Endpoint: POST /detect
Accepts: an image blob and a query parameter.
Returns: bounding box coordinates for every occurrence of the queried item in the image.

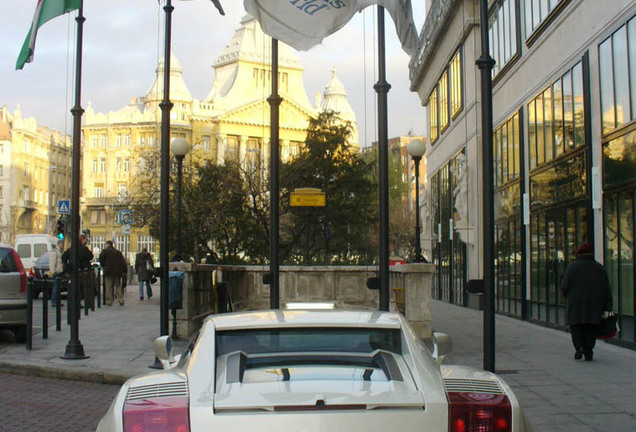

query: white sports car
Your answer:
[97,309,532,432]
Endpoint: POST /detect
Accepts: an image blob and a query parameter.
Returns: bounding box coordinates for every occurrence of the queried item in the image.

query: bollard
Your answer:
[101,269,106,306]
[91,268,96,312]
[83,269,89,316]
[96,266,101,308]
[26,277,33,350]
[42,281,48,339]
[55,276,62,331]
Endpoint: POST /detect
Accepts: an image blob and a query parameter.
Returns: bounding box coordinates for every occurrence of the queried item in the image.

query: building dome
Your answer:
[145,52,193,103]
[320,67,356,125]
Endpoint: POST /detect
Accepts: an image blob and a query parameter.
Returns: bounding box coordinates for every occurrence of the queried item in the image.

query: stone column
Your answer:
[215,134,226,165]
[239,135,248,167]
[391,263,436,340]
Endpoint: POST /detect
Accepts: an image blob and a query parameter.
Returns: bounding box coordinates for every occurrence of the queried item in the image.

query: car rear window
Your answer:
[17,244,31,259]
[216,327,401,357]
[33,243,48,258]
[0,248,18,272]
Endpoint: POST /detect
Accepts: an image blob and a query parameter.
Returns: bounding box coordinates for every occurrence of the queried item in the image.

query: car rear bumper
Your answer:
[0,301,27,326]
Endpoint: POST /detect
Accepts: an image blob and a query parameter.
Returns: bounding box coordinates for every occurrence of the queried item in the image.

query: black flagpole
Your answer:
[62,0,88,360]
[267,38,281,309]
[375,6,391,311]
[477,0,496,372]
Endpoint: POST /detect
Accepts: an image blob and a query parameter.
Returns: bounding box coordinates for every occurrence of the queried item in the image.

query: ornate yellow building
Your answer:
[0,106,72,244]
[81,15,359,260]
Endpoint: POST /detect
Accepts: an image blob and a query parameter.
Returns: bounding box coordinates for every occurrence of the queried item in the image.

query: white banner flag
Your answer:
[243,0,418,56]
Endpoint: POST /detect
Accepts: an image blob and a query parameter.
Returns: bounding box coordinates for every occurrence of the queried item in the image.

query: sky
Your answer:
[0,1,427,148]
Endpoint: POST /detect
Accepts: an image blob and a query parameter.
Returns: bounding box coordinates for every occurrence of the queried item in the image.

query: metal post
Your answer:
[42,284,48,339]
[267,38,282,309]
[374,6,391,311]
[26,278,32,350]
[62,1,88,359]
[176,155,184,259]
[159,0,174,337]
[413,156,425,262]
[477,0,496,372]
[55,277,62,331]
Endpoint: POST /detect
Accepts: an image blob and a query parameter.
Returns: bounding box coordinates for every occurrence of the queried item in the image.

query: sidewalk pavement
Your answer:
[1,293,635,432]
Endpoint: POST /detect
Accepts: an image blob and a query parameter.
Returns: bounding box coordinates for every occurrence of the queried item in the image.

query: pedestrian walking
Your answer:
[561,242,613,361]
[48,239,65,307]
[135,248,154,301]
[99,240,128,306]
[61,234,94,307]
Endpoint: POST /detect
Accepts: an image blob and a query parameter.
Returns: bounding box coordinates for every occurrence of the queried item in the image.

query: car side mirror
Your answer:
[432,332,453,364]
[154,335,175,369]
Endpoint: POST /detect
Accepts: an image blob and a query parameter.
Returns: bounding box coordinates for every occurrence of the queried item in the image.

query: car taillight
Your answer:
[11,250,27,293]
[123,396,190,432]
[448,392,511,432]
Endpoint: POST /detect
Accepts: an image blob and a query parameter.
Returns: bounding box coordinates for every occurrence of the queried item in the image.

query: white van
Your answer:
[14,234,59,271]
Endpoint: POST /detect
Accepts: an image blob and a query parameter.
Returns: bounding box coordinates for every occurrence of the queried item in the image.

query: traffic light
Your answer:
[56,217,65,239]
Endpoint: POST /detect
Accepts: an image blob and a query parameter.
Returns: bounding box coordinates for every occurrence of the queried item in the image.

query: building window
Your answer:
[100,158,106,172]
[524,0,566,39]
[490,0,518,78]
[202,136,210,150]
[137,235,156,254]
[91,136,98,148]
[101,134,107,148]
[116,158,122,172]
[494,112,521,187]
[148,136,154,147]
[94,186,104,198]
[124,158,130,172]
[0,186,3,198]
[124,134,131,146]
[23,186,29,201]
[0,165,3,176]
[226,136,239,161]
[92,159,98,173]
[114,235,130,258]
[24,140,30,153]
[91,236,106,254]
[140,136,146,147]
[429,48,463,144]
[599,16,636,136]
[429,87,439,143]
[117,184,128,198]
[90,210,106,225]
[527,61,584,171]
[116,134,122,147]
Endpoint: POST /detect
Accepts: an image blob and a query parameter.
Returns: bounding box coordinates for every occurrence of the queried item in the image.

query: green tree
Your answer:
[280,111,378,264]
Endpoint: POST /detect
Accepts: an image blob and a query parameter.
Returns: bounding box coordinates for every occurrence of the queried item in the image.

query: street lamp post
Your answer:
[170,138,189,260]
[407,138,426,263]
[47,165,57,235]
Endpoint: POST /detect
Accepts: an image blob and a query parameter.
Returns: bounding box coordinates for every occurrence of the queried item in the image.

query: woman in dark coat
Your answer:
[135,248,154,300]
[561,242,613,361]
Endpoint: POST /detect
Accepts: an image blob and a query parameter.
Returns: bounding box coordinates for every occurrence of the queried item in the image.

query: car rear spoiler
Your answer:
[226,350,404,384]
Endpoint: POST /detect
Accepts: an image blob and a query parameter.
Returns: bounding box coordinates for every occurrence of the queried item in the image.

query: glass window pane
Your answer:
[618,192,634,315]
[525,0,534,38]
[540,0,549,22]
[502,123,509,183]
[562,70,574,150]
[544,88,554,161]
[612,27,630,127]
[531,215,539,301]
[572,62,585,148]
[499,7,506,65]
[553,79,564,158]
[508,0,517,60]
[450,50,463,117]
[439,71,449,131]
[604,194,619,311]
[532,0,541,31]
[537,93,545,165]
[430,87,438,143]
[629,18,636,122]
[512,113,520,178]
[599,37,615,134]
[576,204,587,249]
[528,100,537,170]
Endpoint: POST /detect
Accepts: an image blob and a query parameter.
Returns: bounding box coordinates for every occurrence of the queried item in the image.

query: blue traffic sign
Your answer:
[119,209,133,225]
[58,200,70,214]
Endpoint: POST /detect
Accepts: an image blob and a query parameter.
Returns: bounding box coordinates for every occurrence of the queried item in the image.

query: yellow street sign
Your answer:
[290,188,326,207]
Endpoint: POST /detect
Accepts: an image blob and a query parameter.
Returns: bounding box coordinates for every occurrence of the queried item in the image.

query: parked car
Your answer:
[28,252,68,299]
[0,243,28,342]
[97,309,532,432]
[14,234,58,272]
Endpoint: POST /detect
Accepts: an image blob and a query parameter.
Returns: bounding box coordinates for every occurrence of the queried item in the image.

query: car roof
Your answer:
[0,243,14,249]
[207,309,403,331]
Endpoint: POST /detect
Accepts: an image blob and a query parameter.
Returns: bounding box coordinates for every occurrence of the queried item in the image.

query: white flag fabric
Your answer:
[243,0,418,56]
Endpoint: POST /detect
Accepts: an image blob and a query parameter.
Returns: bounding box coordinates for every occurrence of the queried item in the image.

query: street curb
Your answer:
[0,361,130,385]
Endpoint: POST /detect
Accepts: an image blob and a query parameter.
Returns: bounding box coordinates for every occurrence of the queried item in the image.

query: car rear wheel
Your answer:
[14,326,27,343]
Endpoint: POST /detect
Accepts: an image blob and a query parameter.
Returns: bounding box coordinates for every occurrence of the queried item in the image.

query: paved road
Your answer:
[0,372,119,432]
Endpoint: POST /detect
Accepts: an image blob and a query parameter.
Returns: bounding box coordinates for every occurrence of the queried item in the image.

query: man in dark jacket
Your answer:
[99,241,128,306]
[134,248,154,301]
[561,242,613,361]
[61,234,94,306]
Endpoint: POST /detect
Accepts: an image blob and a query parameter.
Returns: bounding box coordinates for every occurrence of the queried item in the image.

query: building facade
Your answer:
[410,0,636,348]
[0,106,72,245]
[81,15,359,262]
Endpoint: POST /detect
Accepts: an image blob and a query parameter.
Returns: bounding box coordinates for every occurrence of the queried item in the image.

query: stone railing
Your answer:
[168,263,435,341]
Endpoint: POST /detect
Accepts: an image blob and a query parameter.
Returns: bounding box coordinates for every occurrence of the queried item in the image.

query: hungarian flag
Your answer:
[243,0,418,56]
[16,0,81,70]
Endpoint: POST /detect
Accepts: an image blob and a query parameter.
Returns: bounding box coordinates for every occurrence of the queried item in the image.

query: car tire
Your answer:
[14,326,27,343]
